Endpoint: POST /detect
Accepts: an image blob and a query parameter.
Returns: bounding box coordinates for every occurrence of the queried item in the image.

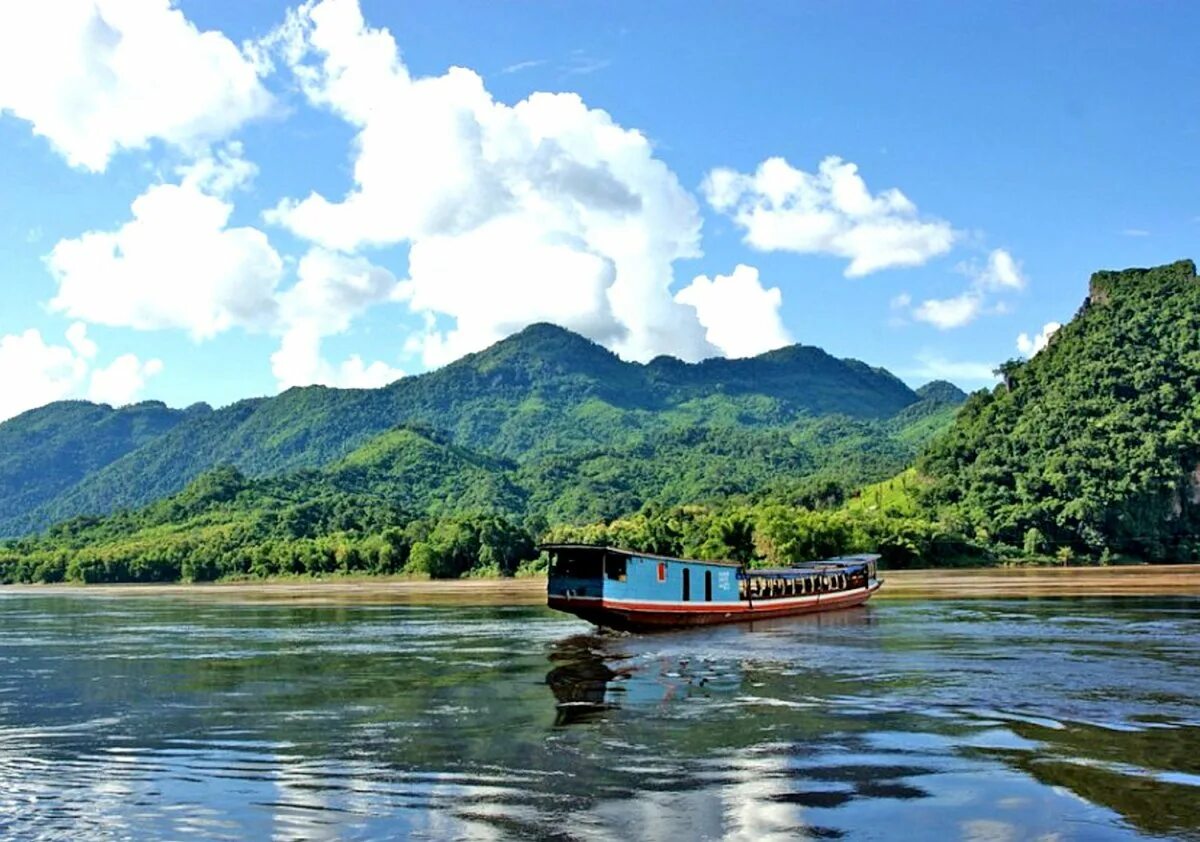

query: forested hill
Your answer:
[0,401,196,536]
[0,324,944,537]
[919,259,1200,560]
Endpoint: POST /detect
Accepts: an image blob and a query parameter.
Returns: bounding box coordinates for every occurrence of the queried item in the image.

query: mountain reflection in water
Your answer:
[0,594,1196,840]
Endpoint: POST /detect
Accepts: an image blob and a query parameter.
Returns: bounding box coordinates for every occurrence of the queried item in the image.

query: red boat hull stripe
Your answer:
[547,582,882,628]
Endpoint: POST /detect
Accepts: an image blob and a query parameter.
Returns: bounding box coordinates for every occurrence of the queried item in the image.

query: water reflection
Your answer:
[0,594,1196,840]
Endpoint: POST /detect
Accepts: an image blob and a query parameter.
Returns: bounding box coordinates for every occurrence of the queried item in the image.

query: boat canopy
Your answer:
[539,544,743,568]
[540,545,878,574]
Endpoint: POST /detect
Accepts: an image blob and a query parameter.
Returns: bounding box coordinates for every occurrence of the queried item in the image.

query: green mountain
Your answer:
[9,259,1195,581]
[919,259,1200,560]
[0,323,939,537]
[0,400,192,534]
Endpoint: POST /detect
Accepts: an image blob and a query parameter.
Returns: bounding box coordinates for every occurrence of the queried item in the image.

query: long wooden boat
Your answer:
[543,544,882,631]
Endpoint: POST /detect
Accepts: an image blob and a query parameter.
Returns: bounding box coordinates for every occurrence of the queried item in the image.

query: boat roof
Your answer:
[538,543,743,568]
[538,544,879,571]
[750,555,880,575]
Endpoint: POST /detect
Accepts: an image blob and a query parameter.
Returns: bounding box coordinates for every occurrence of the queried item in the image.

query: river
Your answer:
[0,593,1196,840]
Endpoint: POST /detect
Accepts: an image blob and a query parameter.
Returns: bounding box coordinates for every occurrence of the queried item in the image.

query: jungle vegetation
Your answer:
[2,261,1196,581]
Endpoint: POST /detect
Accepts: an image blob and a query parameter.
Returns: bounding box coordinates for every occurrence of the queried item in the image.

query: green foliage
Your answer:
[919,260,1200,562]
[845,468,924,516]
[17,262,1198,577]
[0,400,190,536]
[1,324,961,539]
[0,459,536,583]
[542,500,988,571]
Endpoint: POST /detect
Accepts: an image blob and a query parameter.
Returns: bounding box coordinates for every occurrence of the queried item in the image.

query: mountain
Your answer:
[0,401,954,583]
[914,381,968,403]
[0,400,193,535]
[0,324,937,537]
[919,259,1200,560]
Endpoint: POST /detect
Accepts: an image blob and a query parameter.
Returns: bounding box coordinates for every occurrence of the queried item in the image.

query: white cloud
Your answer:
[271,323,403,390]
[0,0,271,172]
[906,248,1026,330]
[967,248,1026,292]
[65,322,98,359]
[911,291,983,330]
[88,354,164,406]
[262,0,714,364]
[906,352,1000,385]
[1016,321,1061,357]
[399,215,624,366]
[47,149,283,340]
[176,142,258,197]
[0,323,161,420]
[0,328,89,421]
[277,247,399,336]
[702,156,956,277]
[46,142,402,391]
[270,248,404,389]
[674,265,791,358]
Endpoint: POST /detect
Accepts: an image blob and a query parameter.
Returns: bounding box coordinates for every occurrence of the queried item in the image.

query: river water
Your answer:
[0,594,1197,841]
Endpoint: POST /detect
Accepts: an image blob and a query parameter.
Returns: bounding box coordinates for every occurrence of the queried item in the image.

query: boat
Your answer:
[543,544,883,631]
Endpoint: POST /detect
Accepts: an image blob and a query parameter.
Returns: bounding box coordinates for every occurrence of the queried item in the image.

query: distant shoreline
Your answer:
[2,564,1198,604]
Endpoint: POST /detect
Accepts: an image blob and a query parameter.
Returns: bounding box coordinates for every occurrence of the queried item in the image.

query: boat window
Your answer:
[605,553,627,582]
[682,568,691,602]
[550,549,603,579]
[657,562,667,583]
[704,570,713,602]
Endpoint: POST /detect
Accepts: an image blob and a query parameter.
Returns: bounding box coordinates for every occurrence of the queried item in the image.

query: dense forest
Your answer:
[0,323,943,537]
[1,261,1196,582]
[919,259,1200,562]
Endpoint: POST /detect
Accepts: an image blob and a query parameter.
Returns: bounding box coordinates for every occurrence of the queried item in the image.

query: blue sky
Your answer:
[0,0,1196,419]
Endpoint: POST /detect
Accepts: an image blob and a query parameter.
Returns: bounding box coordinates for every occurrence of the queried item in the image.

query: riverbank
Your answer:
[3,564,1199,604]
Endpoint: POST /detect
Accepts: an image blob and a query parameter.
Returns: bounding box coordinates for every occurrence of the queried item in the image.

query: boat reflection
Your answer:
[545,635,631,725]
[545,607,876,726]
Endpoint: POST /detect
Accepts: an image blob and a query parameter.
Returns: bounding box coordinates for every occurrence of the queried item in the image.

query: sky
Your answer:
[0,0,1197,421]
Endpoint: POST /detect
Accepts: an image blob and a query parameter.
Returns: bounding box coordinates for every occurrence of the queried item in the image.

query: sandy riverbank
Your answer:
[2,564,1199,604]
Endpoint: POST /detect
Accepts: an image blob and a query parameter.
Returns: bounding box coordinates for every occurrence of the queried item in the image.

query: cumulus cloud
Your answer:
[271,323,404,390]
[674,265,791,358]
[0,328,89,421]
[967,248,1027,292]
[46,148,283,339]
[88,354,164,405]
[906,248,1026,330]
[270,248,404,389]
[43,140,403,390]
[262,0,714,364]
[703,156,956,277]
[0,0,271,172]
[911,292,984,330]
[1016,321,1061,357]
[65,322,98,359]
[0,323,160,420]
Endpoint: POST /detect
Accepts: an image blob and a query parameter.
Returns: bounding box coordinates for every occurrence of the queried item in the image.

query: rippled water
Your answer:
[0,594,1197,840]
